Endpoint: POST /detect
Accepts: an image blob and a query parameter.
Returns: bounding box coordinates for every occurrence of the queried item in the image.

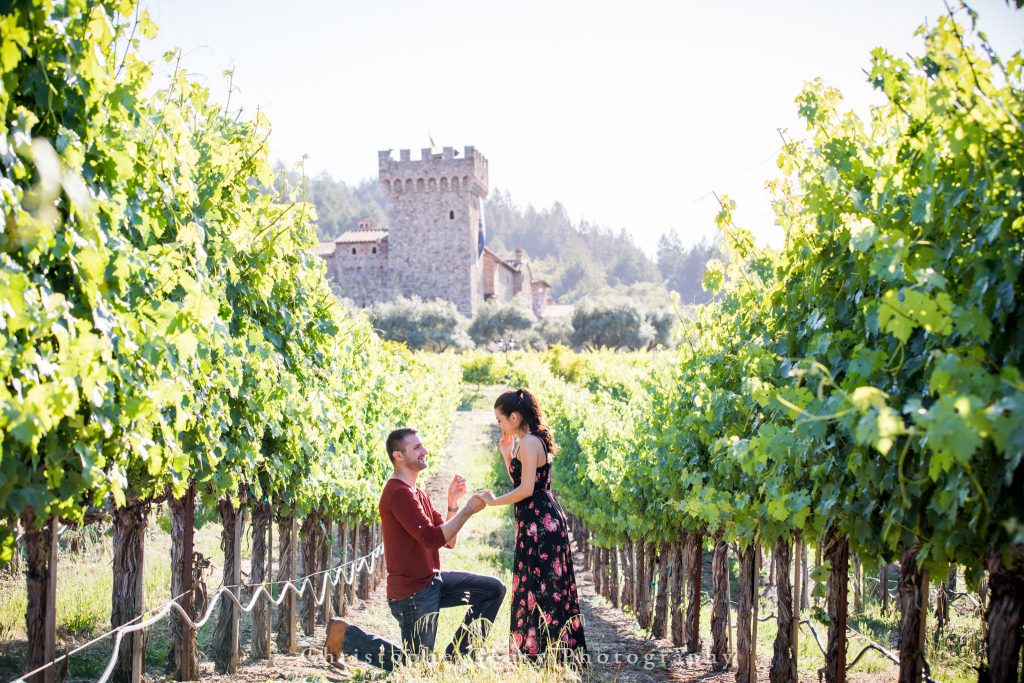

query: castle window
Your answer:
[449,210,455,220]
[351,248,357,254]
[372,247,377,254]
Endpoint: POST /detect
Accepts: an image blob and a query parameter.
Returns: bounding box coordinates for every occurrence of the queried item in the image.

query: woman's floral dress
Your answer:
[508,440,586,664]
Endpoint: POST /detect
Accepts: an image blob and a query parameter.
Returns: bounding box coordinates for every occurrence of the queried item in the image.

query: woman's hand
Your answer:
[475,489,496,505]
[498,432,514,459]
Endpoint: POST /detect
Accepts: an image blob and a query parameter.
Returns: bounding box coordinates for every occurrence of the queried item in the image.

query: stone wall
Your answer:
[322,244,397,307]
[378,146,489,316]
[315,145,553,318]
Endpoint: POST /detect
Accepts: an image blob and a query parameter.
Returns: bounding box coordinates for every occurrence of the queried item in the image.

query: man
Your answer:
[324,427,506,671]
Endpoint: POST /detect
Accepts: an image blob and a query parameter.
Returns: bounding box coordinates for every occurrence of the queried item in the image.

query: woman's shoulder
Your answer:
[519,433,548,460]
[519,433,545,450]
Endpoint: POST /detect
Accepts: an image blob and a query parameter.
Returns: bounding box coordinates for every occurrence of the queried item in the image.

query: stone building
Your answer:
[314,146,550,317]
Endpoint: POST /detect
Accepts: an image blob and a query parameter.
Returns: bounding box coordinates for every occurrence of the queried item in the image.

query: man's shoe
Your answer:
[324,617,350,661]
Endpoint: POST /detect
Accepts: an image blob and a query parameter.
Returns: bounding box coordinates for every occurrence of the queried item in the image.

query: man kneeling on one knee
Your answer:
[324,427,506,670]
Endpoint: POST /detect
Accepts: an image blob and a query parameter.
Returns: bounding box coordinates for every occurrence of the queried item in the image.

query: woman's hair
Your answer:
[494,387,558,456]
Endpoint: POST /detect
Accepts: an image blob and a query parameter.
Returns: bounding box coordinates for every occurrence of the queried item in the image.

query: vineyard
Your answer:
[486,10,1023,680]
[2,1,1023,683]
[0,1,463,680]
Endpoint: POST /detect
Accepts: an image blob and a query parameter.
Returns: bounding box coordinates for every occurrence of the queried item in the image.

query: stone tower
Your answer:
[378,146,489,316]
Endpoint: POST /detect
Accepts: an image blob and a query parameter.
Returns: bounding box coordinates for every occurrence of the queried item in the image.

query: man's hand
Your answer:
[499,433,514,459]
[475,489,496,505]
[464,494,486,514]
[447,474,467,508]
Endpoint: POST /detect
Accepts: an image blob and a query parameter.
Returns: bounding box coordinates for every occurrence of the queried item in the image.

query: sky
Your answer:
[138,1,1024,257]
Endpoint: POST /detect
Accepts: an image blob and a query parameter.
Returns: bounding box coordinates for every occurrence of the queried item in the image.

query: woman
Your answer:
[476,388,587,665]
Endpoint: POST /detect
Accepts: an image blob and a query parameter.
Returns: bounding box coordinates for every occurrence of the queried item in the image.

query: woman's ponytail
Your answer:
[495,387,558,456]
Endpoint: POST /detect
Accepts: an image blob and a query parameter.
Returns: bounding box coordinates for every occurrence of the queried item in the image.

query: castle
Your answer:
[313,146,551,318]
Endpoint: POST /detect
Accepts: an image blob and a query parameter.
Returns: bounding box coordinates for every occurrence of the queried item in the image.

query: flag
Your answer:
[429,134,438,153]
[477,196,486,259]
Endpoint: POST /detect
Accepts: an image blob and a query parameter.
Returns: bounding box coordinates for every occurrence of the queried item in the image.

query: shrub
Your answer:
[468,301,536,348]
[368,297,473,351]
[569,300,654,350]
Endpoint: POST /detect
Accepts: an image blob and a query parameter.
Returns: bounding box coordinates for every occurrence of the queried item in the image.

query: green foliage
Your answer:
[461,354,503,386]
[0,1,461,560]
[368,296,473,351]
[534,316,573,348]
[500,12,1024,584]
[468,301,537,348]
[656,230,722,305]
[570,300,654,350]
[275,167,386,241]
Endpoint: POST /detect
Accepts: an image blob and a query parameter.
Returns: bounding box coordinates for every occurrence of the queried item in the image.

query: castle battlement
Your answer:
[317,144,546,318]
[378,145,489,197]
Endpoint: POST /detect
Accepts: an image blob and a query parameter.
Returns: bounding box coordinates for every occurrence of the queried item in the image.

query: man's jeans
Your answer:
[339,570,506,671]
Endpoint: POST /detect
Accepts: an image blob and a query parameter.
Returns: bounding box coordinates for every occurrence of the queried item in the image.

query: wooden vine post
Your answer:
[670,538,685,647]
[111,502,150,683]
[346,524,358,607]
[982,545,1024,682]
[23,512,57,683]
[823,527,848,683]
[792,533,801,676]
[710,529,729,671]
[212,498,243,673]
[685,530,703,654]
[321,516,334,624]
[772,535,797,683]
[736,541,757,683]
[274,509,299,653]
[610,543,620,608]
[251,502,272,660]
[897,542,927,683]
[168,484,197,679]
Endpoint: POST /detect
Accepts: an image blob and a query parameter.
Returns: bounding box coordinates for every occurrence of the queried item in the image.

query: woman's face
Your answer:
[494,408,520,435]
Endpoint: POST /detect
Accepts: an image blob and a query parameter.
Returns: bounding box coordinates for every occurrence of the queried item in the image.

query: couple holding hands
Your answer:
[324,388,587,671]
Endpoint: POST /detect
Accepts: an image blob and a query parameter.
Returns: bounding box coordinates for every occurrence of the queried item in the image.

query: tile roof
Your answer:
[312,241,337,256]
[335,229,389,244]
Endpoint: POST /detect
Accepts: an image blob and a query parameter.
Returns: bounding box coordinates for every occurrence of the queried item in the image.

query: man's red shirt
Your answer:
[379,478,447,600]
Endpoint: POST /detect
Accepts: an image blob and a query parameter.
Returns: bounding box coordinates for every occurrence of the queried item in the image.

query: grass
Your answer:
[603,554,983,682]
[456,384,503,412]
[0,507,236,680]
[683,582,983,681]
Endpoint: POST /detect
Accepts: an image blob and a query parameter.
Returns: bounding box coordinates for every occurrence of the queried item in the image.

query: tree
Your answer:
[483,189,661,302]
[570,301,654,350]
[367,297,472,351]
[468,301,536,348]
[657,229,722,304]
[535,316,574,348]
